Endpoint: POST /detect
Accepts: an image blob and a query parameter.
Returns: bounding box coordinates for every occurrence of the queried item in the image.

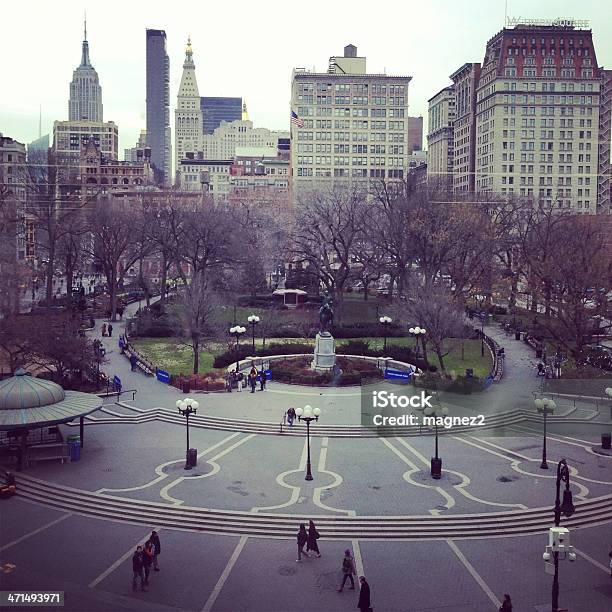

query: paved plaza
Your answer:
[1,309,611,611]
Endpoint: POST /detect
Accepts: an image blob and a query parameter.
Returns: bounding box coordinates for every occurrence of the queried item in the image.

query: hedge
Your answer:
[412,373,487,394]
[212,342,313,368]
[270,356,383,386]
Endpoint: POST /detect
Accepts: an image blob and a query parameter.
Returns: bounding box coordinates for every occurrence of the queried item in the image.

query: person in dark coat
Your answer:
[306,519,321,557]
[337,549,356,592]
[142,540,154,584]
[358,576,371,611]
[296,523,309,562]
[287,407,296,427]
[499,593,512,611]
[259,368,266,391]
[132,545,145,591]
[150,530,161,571]
[108,323,113,337]
[130,354,138,371]
[249,367,257,393]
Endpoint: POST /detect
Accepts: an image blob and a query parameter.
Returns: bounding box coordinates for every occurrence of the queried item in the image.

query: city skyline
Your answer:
[2,0,611,155]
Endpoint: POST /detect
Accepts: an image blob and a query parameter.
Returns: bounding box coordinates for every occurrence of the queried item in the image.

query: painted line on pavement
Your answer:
[352,539,364,577]
[0,513,72,552]
[88,526,163,588]
[313,437,350,515]
[251,437,308,513]
[267,387,362,397]
[446,539,501,609]
[201,535,248,612]
[573,546,610,573]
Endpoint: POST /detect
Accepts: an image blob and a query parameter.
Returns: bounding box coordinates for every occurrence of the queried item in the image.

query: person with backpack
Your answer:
[358,576,371,612]
[338,549,356,592]
[296,524,309,562]
[287,407,296,427]
[259,368,267,391]
[150,530,161,571]
[499,593,512,611]
[306,520,321,557]
[132,545,145,591]
[142,540,154,585]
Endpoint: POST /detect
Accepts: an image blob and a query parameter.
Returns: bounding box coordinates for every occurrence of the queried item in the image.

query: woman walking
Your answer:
[306,520,321,557]
[337,549,356,592]
[296,524,309,562]
[499,593,512,611]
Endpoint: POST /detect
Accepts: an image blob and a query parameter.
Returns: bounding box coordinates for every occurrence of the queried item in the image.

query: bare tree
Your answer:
[179,278,219,374]
[292,185,367,318]
[87,199,144,320]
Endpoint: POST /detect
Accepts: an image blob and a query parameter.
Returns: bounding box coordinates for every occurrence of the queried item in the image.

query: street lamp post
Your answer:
[542,459,575,612]
[409,327,427,362]
[535,397,556,469]
[229,325,246,373]
[295,405,321,481]
[605,387,612,420]
[423,402,448,479]
[247,314,260,354]
[476,294,488,357]
[379,316,392,353]
[176,398,199,470]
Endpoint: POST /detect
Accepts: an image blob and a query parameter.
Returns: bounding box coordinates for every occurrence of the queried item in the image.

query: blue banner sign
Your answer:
[156,369,171,384]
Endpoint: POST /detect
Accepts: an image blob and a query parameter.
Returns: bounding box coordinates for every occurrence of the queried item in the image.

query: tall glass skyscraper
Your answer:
[200,97,242,134]
[146,29,171,184]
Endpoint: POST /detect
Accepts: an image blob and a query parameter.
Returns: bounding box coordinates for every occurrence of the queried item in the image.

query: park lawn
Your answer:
[130,336,492,378]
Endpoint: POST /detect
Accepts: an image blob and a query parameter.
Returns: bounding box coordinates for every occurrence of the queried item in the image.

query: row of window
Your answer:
[504,67,593,78]
[296,167,405,178]
[297,131,405,142]
[297,144,404,154]
[297,83,406,94]
[296,156,405,166]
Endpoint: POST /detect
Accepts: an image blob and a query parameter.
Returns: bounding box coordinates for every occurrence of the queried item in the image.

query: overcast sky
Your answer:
[1,0,610,156]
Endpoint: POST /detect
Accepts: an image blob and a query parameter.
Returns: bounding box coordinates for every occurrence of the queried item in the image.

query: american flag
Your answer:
[291,110,304,128]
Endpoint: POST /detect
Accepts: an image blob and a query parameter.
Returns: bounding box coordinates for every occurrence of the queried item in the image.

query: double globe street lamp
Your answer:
[379,315,392,353]
[230,325,246,372]
[247,314,260,353]
[409,326,426,360]
[176,397,199,470]
[295,405,321,481]
[535,397,556,469]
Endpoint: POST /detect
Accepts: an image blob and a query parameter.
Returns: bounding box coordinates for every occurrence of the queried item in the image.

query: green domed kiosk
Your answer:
[0,369,103,470]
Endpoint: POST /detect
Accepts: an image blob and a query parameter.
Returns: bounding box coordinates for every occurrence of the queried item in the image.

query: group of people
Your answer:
[226,366,267,392]
[101,322,114,337]
[131,530,161,592]
[295,521,371,610]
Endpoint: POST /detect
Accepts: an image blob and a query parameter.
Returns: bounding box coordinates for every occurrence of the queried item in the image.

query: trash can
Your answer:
[183,380,190,394]
[431,457,442,479]
[187,448,197,467]
[602,433,611,450]
[515,331,521,341]
[67,435,81,462]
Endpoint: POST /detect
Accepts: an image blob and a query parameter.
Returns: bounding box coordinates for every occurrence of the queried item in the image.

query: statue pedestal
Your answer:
[311,332,336,371]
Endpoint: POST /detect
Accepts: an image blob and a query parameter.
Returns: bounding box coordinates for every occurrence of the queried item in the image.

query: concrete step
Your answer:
[15,474,612,540]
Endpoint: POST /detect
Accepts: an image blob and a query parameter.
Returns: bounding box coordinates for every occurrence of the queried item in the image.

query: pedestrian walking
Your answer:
[609,546,612,578]
[249,367,257,393]
[150,530,161,571]
[101,323,107,337]
[259,368,266,391]
[499,593,512,611]
[337,549,356,592]
[296,524,309,562]
[132,545,145,591]
[287,407,296,427]
[130,354,138,371]
[358,576,371,612]
[142,540,154,585]
[108,323,113,337]
[236,371,243,392]
[306,520,321,557]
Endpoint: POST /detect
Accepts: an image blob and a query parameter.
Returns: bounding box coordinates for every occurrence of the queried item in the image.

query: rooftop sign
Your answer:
[506,17,590,28]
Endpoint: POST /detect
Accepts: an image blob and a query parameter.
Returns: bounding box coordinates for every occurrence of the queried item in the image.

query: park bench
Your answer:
[23,443,70,467]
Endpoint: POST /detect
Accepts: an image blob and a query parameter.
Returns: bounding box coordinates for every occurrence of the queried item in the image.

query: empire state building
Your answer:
[68,19,103,121]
